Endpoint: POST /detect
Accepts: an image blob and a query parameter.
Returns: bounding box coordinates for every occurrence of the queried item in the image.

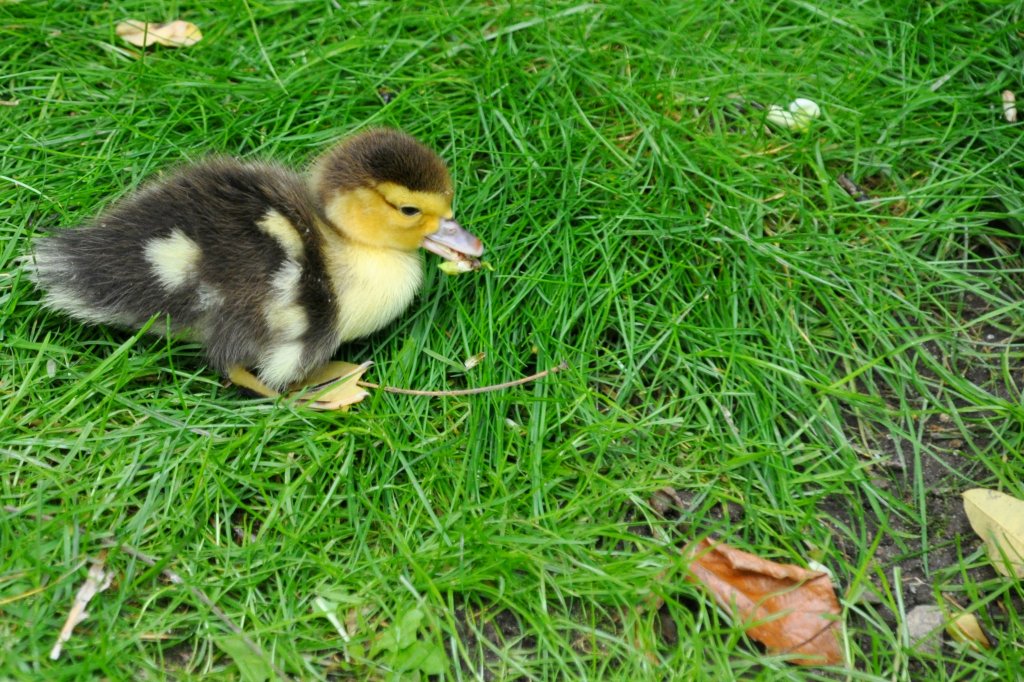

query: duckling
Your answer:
[31,128,484,398]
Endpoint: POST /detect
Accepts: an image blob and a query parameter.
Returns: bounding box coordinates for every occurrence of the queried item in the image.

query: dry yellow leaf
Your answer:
[946,612,991,651]
[962,488,1024,578]
[299,361,372,411]
[116,20,202,48]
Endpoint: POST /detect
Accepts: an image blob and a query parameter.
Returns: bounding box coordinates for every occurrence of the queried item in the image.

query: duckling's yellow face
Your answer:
[324,181,453,252]
[314,128,483,261]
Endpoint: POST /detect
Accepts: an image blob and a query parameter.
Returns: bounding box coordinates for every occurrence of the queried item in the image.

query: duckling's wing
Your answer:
[33,160,339,387]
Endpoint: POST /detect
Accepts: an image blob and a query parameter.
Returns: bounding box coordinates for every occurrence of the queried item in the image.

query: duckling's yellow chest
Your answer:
[326,245,423,342]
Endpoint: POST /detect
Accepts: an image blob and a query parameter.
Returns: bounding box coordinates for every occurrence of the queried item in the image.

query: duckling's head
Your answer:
[313,129,483,261]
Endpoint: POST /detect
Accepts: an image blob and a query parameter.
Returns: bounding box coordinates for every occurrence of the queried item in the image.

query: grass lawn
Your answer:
[3,0,1023,679]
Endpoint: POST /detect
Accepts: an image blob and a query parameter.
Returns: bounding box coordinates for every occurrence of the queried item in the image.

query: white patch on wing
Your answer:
[271,260,302,296]
[145,229,201,290]
[258,210,305,260]
[270,304,308,340]
[257,260,310,386]
[264,260,309,340]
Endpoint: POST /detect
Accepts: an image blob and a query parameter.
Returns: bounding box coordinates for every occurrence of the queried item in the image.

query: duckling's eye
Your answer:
[399,206,421,217]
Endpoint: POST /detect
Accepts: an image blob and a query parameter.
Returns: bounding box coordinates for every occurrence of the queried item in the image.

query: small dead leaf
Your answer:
[683,538,845,666]
[300,361,372,411]
[962,488,1024,577]
[648,487,688,517]
[345,607,365,641]
[463,352,486,370]
[116,20,202,48]
[1003,90,1017,123]
[947,611,991,651]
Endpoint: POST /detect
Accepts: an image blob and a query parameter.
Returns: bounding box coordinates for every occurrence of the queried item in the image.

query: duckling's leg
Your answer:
[227,365,280,398]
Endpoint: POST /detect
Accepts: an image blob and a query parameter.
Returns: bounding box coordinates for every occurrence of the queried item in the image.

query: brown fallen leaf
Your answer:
[962,488,1024,578]
[116,20,202,48]
[683,538,845,666]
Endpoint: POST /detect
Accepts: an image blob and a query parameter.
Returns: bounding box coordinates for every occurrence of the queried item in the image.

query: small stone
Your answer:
[765,97,821,132]
[855,582,884,604]
[906,604,945,655]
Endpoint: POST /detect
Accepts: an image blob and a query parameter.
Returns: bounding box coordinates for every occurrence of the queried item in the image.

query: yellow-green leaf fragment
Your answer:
[438,259,477,275]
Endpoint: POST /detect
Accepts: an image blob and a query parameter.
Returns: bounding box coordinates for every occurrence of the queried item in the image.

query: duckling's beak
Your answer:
[422,218,484,261]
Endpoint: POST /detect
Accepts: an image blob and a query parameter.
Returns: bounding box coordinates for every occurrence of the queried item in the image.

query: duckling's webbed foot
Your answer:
[227,365,281,398]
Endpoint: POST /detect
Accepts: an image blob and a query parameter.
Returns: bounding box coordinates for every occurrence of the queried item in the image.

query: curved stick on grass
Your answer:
[358,360,569,397]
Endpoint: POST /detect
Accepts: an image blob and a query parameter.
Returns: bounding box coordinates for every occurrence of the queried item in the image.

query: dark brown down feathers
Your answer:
[32,160,340,382]
[313,129,452,200]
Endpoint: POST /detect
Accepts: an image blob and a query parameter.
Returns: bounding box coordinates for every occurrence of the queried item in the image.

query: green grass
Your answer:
[3,0,1024,679]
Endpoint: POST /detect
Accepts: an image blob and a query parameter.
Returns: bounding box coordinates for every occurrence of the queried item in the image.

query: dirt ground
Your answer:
[452,288,1021,678]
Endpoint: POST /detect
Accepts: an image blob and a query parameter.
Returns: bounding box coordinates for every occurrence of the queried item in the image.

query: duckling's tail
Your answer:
[31,231,148,327]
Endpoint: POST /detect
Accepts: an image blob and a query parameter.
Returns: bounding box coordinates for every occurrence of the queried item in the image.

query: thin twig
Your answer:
[837,174,872,202]
[5,506,287,679]
[725,93,766,115]
[357,360,569,397]
[5,504,54,520]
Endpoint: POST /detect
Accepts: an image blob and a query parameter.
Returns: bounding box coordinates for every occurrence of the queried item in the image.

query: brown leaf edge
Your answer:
[682,537,846,666]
